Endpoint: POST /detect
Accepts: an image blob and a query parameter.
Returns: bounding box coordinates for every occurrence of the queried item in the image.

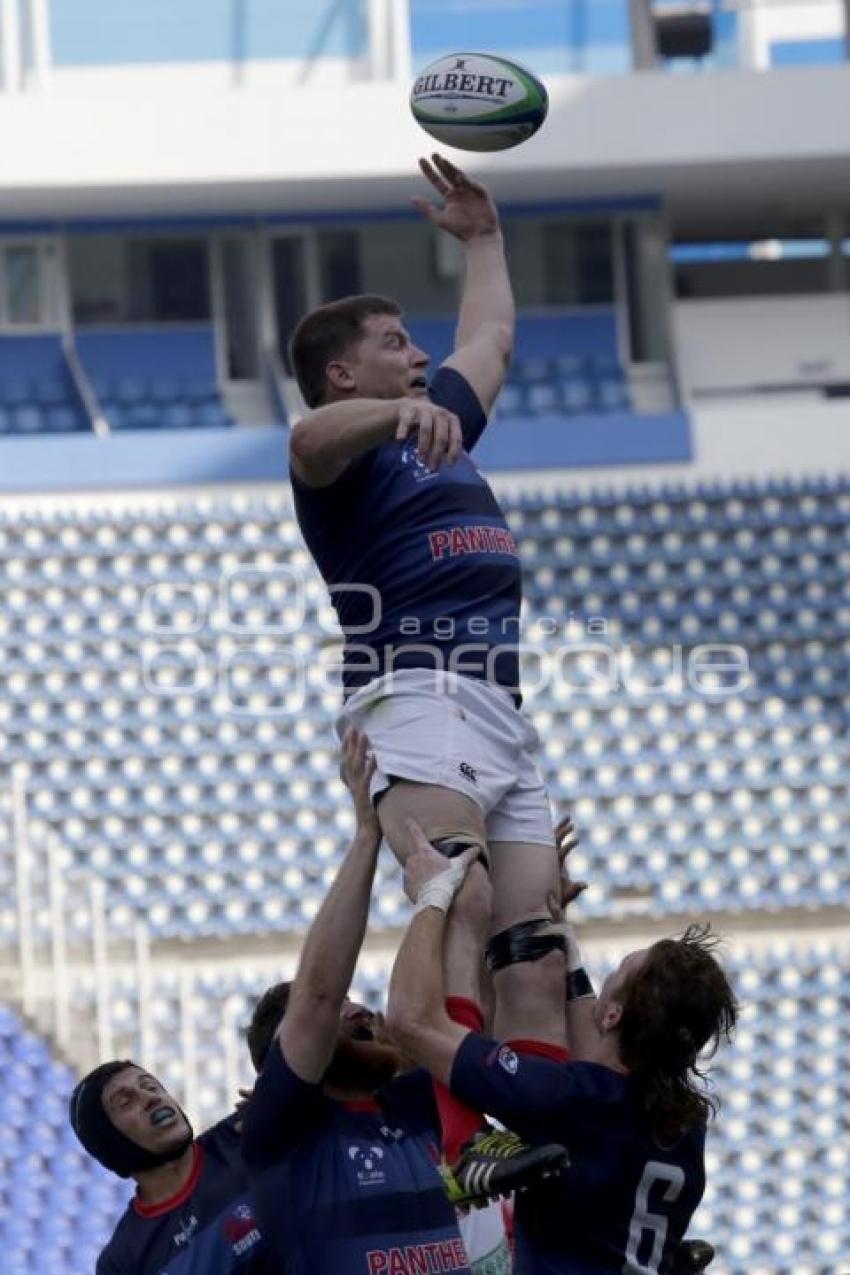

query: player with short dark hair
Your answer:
[246,981,292,1075]
[69,1061,268,1275]
[289,153,572,1194]
[387,825,738,1274]
[290,294,404,410]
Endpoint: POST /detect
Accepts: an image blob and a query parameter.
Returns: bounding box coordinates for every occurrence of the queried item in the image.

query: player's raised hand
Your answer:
[402,817,476,909]
[412,153,500,242]
[339,727,379,844]
[550,814,587,918]
[395,397,463,469]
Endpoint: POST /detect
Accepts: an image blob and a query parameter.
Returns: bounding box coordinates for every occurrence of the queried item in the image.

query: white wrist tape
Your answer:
[414,858,469,915]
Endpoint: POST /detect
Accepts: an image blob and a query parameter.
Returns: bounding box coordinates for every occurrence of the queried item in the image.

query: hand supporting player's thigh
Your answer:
[387,820,479,1085]
[376,779,489,868]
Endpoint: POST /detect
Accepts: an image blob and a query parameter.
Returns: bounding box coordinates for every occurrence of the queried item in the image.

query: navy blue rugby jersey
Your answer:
[291,368,522,697]
[451,1035,706,1275]
[241,1046,472,1275]
[96,1114,270,1275]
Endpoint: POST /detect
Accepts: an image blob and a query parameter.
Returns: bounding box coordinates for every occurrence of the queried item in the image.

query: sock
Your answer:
[507,1037,571,1064]
[433,997,485,1165]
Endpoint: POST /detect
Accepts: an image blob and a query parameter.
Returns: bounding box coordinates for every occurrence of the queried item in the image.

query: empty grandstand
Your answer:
[0,3,848,1273]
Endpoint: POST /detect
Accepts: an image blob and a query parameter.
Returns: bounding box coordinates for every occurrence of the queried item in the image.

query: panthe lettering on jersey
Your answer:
[428,526,518,561]
[366,1238,469,1274]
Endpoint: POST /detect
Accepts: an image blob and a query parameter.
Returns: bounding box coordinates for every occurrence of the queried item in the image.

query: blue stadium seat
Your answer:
[124,402,162,430]
[496,382,525,416]
[183,378,219,406]
[34,376,72,407]
[197,401,232,429]
[45,404,82,433]
[562,378,594,412]
[553,353,588,378]
[514,355,551,383]
[162,401,193,429]
[114,376,146,405]
[1,378,30,406]
[149,376,181,404]
[527,381,562,414]
[13,405,43,434]
[595,374,631,411]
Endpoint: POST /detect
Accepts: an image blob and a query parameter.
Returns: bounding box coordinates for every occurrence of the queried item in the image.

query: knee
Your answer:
[485,915,568,975]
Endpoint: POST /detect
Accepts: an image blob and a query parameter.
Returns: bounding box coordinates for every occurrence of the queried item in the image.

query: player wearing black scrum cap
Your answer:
[69,1061,270,1275]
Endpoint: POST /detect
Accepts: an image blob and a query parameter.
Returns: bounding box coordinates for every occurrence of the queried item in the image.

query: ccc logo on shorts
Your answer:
[459,762,478,784]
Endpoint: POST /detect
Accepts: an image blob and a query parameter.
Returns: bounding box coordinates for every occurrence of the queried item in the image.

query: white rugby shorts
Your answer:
[336,669,553,847]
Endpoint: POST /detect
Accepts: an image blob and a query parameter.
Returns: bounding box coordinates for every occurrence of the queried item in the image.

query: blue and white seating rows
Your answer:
[78,328,236,431]
[0,329,237,435]
[408,311,632,418]
[0,336,87,434]
[500,355,631,416]
[0,475,847,940]
[0,1005,132,1275]
[0,313,635,437]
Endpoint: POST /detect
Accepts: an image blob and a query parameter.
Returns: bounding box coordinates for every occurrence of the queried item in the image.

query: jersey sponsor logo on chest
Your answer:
[222,1202,263,1258]
[401,442,440,484]
[172,1213,200,1247]
[348,1142,388,1187]
[428,526,518,561]
[366,1238,469,1274]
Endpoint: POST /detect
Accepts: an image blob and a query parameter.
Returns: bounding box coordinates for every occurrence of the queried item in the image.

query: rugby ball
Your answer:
[410,53,548,153]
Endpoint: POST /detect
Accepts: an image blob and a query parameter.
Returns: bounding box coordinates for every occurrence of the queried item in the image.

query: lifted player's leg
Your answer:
[376,779,489,870]
[486,838,568,1049]
[379,784,567,1206]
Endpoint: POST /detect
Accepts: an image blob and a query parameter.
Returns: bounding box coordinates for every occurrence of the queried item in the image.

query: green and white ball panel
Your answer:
[410,53,548,153]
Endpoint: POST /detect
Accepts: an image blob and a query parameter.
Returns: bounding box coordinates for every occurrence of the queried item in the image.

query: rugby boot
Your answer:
[440,1128,569,1210]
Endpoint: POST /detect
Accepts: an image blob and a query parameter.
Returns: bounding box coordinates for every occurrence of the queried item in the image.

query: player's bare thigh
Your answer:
[487,840,561,931]
[377,779,487,863]
[488,839,566,1047]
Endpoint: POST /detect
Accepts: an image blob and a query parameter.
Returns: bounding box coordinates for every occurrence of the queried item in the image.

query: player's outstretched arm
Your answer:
[413,153,515,417]
[386,819,476,1084]
[290,395,463,487]
[276,729,381,1083]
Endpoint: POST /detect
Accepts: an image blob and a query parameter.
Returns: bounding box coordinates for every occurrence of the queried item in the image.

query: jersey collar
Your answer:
[133,1142,204,1218]
[340,1097,382,1114]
